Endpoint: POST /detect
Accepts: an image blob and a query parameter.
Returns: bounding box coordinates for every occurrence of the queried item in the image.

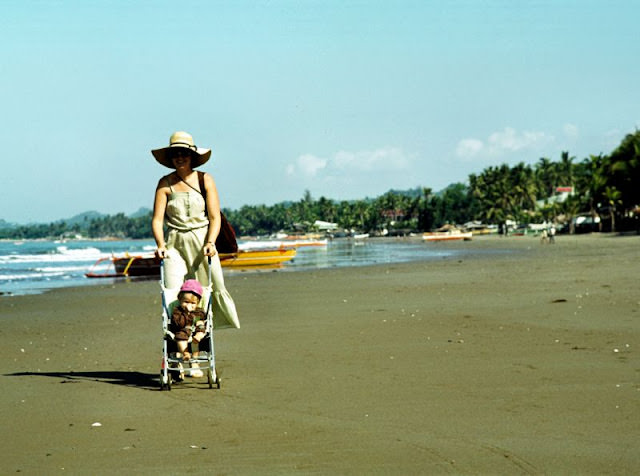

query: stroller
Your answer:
[159,258,221,390]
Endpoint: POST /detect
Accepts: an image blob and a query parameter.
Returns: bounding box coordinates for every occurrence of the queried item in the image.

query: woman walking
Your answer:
[151,131,240,330]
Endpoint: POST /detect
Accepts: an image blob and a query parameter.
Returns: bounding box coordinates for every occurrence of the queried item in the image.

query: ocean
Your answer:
[0,238,462,296]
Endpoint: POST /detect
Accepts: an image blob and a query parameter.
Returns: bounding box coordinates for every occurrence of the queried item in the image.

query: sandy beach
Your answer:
[1,234,639,475]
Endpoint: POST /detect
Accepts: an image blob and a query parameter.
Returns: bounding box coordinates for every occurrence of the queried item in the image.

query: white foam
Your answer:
[34,265,88,274]
[0,247,105,264]
[0,273,35,281]
[239,241,287,251]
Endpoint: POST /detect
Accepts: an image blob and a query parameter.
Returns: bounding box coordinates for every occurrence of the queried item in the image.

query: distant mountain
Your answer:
[386,187,424,199]
[129,207,152,218]
[0,218,17,229]
[59,211,106,227]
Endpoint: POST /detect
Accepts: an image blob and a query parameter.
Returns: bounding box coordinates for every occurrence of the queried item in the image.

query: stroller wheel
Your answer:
[207,368,214,389]
[207,368,221,389]
[160,372,170,391]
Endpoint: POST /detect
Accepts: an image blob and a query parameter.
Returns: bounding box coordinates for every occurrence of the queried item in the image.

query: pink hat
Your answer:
[179,279,203,298]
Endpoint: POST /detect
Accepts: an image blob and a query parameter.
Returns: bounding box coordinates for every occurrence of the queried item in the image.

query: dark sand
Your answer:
[1,234,639,474]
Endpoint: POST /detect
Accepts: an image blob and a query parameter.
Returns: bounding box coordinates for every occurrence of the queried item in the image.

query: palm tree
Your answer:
[536,157,557,198]
[561,194,582,234]
[557,151,575,190]
[576,154,606,232]
[510,162,537,213]
[416,187,434,231]
[316,196,336,223]
[603,186,622,233]
[605,131,640,215]
[352,200,370,231]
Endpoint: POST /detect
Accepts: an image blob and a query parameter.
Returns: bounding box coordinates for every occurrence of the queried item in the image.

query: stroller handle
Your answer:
[159,255,214,288]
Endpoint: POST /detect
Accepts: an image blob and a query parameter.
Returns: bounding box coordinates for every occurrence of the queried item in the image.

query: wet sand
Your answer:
[1,234,639,474]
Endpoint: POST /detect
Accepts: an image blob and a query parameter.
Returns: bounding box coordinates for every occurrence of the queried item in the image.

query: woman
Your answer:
[151,131,240,330]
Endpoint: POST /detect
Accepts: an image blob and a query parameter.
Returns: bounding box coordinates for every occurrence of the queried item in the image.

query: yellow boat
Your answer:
[422,230,472,242]
[86,247,297,278]
[219,247,296,267]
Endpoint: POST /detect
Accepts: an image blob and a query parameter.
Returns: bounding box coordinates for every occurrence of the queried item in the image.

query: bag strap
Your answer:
[197,171,207,215]
[173,172,238,253]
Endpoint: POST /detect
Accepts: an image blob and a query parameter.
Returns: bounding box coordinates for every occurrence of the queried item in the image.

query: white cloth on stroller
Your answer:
[164,247,240,330]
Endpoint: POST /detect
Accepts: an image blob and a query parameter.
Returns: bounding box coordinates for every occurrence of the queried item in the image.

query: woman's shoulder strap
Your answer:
[161,173,175,192]
[197,171,208,214]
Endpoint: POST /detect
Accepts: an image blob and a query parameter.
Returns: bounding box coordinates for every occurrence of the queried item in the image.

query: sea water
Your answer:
[0,239,158,296]
[0,238,461,296]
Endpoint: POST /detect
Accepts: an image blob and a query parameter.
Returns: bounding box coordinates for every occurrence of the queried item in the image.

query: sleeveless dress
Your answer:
[163,178,240,329]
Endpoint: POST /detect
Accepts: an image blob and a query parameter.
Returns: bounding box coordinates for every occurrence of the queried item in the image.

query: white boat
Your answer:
[422,230,472,242]
[352,233,369,240]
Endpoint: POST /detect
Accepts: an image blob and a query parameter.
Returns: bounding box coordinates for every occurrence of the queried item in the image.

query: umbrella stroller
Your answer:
[159,258,221,390]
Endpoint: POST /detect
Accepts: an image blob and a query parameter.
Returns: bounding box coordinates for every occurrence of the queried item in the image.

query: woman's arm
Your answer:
[152,178,169,258]
[203,172,221,257]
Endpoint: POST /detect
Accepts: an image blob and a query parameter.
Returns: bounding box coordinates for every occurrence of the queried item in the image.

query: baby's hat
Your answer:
[180,279,203,298]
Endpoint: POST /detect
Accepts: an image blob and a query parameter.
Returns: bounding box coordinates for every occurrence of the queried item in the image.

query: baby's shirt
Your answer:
[171,305,205,329]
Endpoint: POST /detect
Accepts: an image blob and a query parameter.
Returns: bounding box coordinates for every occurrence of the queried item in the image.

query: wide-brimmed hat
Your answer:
[151,131,212,169]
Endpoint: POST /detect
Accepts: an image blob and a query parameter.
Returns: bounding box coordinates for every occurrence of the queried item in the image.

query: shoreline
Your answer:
[0,233,619,298]
[1,233,639,474]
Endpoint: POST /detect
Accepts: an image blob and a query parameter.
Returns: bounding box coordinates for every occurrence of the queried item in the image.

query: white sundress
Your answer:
[163,182,240,329]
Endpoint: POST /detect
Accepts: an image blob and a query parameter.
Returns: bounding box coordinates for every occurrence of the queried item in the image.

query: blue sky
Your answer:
[2,0,638,224]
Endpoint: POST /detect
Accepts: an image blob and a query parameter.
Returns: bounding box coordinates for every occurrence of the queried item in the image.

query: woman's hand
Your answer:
[156,245,168,259]
[204,242,217,257]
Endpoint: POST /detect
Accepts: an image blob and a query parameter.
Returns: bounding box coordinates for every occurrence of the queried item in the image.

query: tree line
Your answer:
[2,130,638,240]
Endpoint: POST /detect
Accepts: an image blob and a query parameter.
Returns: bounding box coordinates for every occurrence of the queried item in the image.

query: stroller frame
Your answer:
[159,258,221,390]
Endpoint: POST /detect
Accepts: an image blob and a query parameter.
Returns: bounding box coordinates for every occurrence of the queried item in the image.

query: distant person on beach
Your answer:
[549,224,556,244]
[540,229,548,244]
[151,131,240,329]
[169,279,207,376]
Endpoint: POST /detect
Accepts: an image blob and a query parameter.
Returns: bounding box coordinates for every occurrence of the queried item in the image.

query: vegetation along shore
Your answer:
[1,129,638,240]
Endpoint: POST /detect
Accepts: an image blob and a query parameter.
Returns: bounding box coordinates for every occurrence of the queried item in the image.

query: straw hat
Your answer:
[151,131,212,169]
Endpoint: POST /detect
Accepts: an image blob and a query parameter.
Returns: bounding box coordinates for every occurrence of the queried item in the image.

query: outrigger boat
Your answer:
[422,229,472,242]
[86,246,297,278]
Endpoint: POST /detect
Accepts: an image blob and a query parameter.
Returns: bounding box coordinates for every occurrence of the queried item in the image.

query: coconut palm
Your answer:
[576,154,606,231]
[510,162,537,212]
[560,194,582,234]
[605,131,640,213]
[536,157,557,198]
[603,186,622,232]
[557,151,576,190]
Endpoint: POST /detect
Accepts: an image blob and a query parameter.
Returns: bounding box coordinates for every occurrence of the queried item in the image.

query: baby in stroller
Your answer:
[168,279,207,377]
[160,260,221,390]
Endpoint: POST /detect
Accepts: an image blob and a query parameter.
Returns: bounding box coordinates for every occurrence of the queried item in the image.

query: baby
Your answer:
[170,279,207,366]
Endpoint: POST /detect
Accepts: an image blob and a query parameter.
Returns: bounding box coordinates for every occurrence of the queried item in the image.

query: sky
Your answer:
[1,0,639,224]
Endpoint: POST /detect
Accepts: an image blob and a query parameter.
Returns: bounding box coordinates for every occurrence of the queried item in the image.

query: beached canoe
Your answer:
[422,231,472,242]
[85,247,297,278]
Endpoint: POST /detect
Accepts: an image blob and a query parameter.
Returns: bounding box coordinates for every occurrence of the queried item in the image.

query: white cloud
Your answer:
[286,153,328,177]
[455,127,554,160]
[455,139,484,159]
[487,127,550,153]
[563,123,579,139]
[286,147,410,178]
[333,147,409,171]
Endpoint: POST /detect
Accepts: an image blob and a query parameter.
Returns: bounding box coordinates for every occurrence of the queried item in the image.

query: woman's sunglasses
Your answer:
[170,149,192,159]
